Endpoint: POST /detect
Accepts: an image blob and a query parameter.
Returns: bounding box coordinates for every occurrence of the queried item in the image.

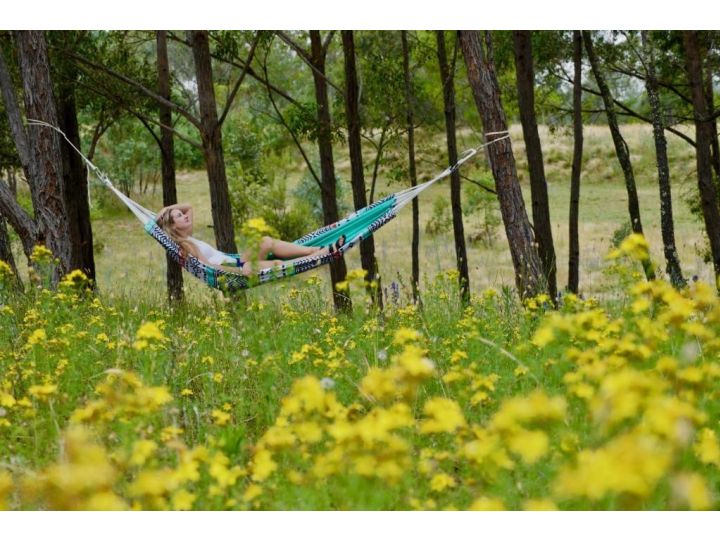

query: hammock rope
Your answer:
[27,119,508,292]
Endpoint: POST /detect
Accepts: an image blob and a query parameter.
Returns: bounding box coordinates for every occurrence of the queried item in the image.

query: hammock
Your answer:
[29,120,508,292]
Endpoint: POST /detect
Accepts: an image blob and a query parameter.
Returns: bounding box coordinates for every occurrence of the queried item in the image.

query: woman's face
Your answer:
[170,208,192,236]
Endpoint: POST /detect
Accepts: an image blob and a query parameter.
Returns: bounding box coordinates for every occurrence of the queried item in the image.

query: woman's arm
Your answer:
[157,202,192,218]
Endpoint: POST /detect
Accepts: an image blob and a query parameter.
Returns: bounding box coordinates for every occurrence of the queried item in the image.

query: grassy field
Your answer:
[2,123,720,511]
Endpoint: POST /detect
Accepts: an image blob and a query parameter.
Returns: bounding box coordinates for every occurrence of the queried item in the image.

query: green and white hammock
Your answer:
[29,120,508,292]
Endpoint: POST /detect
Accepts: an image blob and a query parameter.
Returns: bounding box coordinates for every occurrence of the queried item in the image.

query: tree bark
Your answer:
[341,30,381,309]
[0,178,37,258]
[310,30,351,312]
[16,30,73,277]
[641,31,686,288]
[8,169,17,198]
[459,30,544,299]
[188,30,237,254]
[401,30,421,305]
[57,58,97,285]
[683,30,720,284]
[0,48,38,258]
[583,30,654,280]
[512,30,557,300]
[568,30,583,294]
[436,31,470,304]
[157,31,184,304]
[704,63,720,179]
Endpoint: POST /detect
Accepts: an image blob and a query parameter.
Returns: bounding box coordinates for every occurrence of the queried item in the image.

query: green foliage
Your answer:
[424,197,452,236]
[93,118,159,197]
[611,221,633,248]
[464,179,501,247]
[292,168,351,225]
[229,164,316,245]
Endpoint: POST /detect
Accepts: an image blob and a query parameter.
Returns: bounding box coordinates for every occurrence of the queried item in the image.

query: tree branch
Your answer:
[607,62,693,105]
[553,69,697,147]
[260,51,322,191]
[0,178,37,256]
[322,31,336,56]
[168,30,301,108]
[67,51,203,130]
[218,31,261,127]
[0,48,31,175]
[70,73,203,150]
[275,31,345,97]
[550,103,696,147]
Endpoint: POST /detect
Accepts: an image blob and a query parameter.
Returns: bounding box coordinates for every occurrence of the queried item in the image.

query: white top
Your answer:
[188,237,237,265]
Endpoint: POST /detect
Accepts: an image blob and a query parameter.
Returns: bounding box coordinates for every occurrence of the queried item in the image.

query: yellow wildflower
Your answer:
[554,432,672,501]
[129,440,158,467]
[430,473,456,492]
[135,321,165,341]
[693,428,720,466]
[419,398,467,434]
[251,449,277,482]
[28,383,57,399]
[531,325,555,348]
[393,327,421,345]
[127,468,179,498]
[469,497,506,511]
[395,344,435,379]
[671,473,713,510]
[0,392,15,408]
[26,328,47,347]
[522,499,558,511]
[171,489,196,511]
[506,429,550,465]
[211,409,231,426]
[243,484,263,503]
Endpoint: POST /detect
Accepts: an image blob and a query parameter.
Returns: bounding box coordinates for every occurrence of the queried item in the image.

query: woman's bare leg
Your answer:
[247,236,325,260]
[241,251,336,276]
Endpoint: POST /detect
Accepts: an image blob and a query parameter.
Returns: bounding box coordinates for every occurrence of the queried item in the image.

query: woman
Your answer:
[156,203,343,277]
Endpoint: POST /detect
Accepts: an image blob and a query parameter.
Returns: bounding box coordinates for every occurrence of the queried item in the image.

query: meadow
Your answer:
[1,124,720,510]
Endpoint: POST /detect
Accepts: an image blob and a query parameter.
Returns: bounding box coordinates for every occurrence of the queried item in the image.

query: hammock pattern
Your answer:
[28,120,506,292]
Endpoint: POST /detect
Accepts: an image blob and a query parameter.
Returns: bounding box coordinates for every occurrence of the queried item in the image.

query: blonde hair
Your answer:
[156,209,198,258]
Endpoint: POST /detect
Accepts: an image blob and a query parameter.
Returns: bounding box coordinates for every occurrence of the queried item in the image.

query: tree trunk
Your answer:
[583,31,654,280]
[704,63,720,179]
[157,31,184,304]
[642,31,686,288]
[459,30,544,299]
[401,30,421,305]
[57,61,96,285]
[512,30,557,301]
[568,31,583,295]
[341,30,381,309]
[310,31,351,312]
[436,30,470,304]
[683,30,720,284]
[8,169,17,198]
[16,30,73,278]
[0,47,38,258]
[188,30,237,254]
